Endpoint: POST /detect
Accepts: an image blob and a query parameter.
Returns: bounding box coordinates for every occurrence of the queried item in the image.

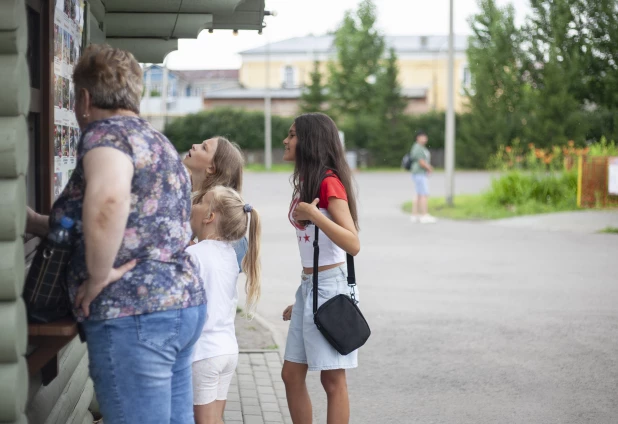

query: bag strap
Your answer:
[312,223,357,315]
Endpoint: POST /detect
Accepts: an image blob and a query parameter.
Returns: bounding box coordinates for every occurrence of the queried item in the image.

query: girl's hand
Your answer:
[282,304,294,321]
[293,198,319,222]
[75,260,137,317]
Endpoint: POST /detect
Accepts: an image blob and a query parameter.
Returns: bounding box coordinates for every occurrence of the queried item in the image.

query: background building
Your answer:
[141,66,240,130]
[205,34,470,116]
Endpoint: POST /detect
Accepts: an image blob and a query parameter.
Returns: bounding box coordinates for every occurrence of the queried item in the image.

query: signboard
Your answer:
[53,0,84,199]
[609,157,618,196]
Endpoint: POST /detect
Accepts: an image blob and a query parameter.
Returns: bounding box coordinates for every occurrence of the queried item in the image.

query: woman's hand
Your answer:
[282,304,294,321]
[75,259,137,317]
[293,198,319,222]
[26,206,49,237]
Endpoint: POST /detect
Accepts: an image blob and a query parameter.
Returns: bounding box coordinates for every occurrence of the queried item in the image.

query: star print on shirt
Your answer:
[303,233,311,243]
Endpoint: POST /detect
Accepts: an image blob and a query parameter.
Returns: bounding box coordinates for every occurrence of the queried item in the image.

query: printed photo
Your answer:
[63,31,71,64]
[70,0,77,21]
[54,75,62,109]
[54,24,62,59]
[69,128,77,156]
[69,35,75,65]
[61,126,69,157]
[64,0,71,16]
[54,125,63,157]
[62,77,70,109]
[69,82,75,111]
[54,172,64,199]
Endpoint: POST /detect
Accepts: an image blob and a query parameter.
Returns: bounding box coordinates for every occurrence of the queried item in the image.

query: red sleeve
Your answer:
[319,176,348,209]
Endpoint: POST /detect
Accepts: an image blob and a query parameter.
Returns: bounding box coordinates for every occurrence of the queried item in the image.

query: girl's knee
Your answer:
[320,370,347,395]
[282,363,307,387]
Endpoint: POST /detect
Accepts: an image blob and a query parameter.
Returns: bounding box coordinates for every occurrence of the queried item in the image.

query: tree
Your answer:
[462,0,526,165]
[327,0,385,121]
[298,61,327,114]
[369,47,409,165]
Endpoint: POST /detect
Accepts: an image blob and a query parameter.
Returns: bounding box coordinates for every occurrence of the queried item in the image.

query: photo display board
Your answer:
[53,0,84,199]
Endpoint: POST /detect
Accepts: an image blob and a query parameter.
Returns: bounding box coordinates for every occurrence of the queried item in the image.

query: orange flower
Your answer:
[568,140,575,147]
[516,156,523,163]
[583,147,590,154]
[505,146,512,153]
[528,143,535,149]
[544,157,552,164]
[562,147,569,155]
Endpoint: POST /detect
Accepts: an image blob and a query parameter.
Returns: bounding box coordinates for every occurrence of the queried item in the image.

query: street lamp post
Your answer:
[264,38,272,170]
[445,0,456,206]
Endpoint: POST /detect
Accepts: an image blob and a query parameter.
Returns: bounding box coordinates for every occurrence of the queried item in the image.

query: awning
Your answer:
[89,0,266,62]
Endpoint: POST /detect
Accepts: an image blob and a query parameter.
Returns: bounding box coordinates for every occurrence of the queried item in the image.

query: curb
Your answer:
[251,311,287,359]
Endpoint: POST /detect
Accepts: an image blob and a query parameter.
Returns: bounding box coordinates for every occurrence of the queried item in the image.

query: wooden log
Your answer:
[0,357,28,422]
[0,177,26,241]
[0,55,30,116]
[0,116,28,178]
[0,298,27,362]
[0,241,25,301]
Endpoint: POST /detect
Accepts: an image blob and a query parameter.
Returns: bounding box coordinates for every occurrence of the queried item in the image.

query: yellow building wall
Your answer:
[239,57,469,113]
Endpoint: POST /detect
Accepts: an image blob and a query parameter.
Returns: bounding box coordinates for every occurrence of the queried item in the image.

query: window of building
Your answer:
[283,65,295,88]
[462,65,473,91]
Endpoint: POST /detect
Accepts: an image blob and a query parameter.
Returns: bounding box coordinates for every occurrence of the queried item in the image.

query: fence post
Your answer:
[577,155,583,208]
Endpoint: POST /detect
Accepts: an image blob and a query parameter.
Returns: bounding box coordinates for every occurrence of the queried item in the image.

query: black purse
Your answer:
[23,238,73,323]
[312,225,371,355]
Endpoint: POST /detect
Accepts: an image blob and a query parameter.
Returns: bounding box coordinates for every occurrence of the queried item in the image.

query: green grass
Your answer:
[599,226,618,234]
[402,194,580,221]
[244,163,295,172]
[265,344,279,350]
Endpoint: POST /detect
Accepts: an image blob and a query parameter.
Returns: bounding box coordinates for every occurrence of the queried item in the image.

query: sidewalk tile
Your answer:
[241,397,259,406]
[243,415,265,424]
[256,378,273,387]
[263,411,283,423]
[260,402,280,412]
[258,394,277,404]
[241,405,262,416]
[257,386,275,395]
[224,411,242,421]
[227,401,241,411]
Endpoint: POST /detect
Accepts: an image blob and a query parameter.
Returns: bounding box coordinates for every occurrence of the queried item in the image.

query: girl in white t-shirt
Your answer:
[186,186,261,424]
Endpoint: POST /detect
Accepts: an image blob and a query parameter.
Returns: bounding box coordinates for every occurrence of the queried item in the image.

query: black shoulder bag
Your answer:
[312,225,371,355]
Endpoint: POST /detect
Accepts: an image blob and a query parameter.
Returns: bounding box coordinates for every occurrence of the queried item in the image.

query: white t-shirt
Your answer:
[186,240,239,362]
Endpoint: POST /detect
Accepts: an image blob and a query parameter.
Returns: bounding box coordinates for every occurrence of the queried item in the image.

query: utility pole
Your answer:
[445,0,456,206]
[264,33,272,170]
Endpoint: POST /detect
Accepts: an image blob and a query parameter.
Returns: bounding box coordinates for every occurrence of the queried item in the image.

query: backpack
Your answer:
[401,153,412,170]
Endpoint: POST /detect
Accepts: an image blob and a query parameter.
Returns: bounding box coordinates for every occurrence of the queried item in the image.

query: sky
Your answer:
[165,0,531,70]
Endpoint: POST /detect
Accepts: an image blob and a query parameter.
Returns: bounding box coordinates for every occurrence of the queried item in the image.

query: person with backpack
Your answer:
[409,131,437,224]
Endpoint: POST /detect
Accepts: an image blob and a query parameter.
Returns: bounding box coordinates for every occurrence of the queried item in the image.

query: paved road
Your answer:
[241,171,618,424]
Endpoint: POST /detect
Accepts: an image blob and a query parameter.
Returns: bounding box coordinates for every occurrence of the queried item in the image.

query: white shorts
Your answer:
[192,354,239,405]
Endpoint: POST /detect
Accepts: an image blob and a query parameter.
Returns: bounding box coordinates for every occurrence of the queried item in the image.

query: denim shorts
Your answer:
[284,265,359,371]
[412,173,430,196]
[83,305,206,424]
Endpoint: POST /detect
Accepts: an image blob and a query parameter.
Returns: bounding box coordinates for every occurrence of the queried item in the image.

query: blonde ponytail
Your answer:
[241,208,261,314]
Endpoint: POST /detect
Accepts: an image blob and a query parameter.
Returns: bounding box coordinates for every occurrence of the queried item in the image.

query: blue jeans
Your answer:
[83,305,206,424]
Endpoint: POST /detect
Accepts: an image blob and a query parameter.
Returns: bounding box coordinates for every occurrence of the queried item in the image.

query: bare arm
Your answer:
[298,198,360,256]
[82,147,134,284]
[418,159,433,172]
[26,207,49,237]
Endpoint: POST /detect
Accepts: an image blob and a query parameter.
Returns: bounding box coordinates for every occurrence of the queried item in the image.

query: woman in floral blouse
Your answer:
[27,45,205,424]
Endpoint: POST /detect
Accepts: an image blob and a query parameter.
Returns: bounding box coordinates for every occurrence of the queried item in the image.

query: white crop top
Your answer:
[289,176,348,268]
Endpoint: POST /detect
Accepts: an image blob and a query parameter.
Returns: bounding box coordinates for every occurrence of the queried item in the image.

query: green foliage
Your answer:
[327,0,385,118]
[298,61,327,114]
[588,137,618,157]
[164,108,292,152]
[483,171,577,209]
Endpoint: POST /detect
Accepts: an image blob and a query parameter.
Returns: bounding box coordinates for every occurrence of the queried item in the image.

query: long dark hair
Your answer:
[291,113,359,230]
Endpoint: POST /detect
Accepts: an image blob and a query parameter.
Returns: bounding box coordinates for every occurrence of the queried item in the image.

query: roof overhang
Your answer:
[91,0,266,62]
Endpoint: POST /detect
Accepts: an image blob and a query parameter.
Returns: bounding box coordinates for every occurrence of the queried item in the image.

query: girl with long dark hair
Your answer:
[281,113,361,424]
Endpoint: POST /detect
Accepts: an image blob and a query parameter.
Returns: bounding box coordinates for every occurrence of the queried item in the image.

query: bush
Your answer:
[164,108,293,152]
[483,171,577,210]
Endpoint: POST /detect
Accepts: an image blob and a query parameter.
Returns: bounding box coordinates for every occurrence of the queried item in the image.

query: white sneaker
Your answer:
[419,215,437,224]
[410,215,419,223]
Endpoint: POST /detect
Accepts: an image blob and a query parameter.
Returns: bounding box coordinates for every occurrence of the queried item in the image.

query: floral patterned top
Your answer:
[51,116,205,321]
